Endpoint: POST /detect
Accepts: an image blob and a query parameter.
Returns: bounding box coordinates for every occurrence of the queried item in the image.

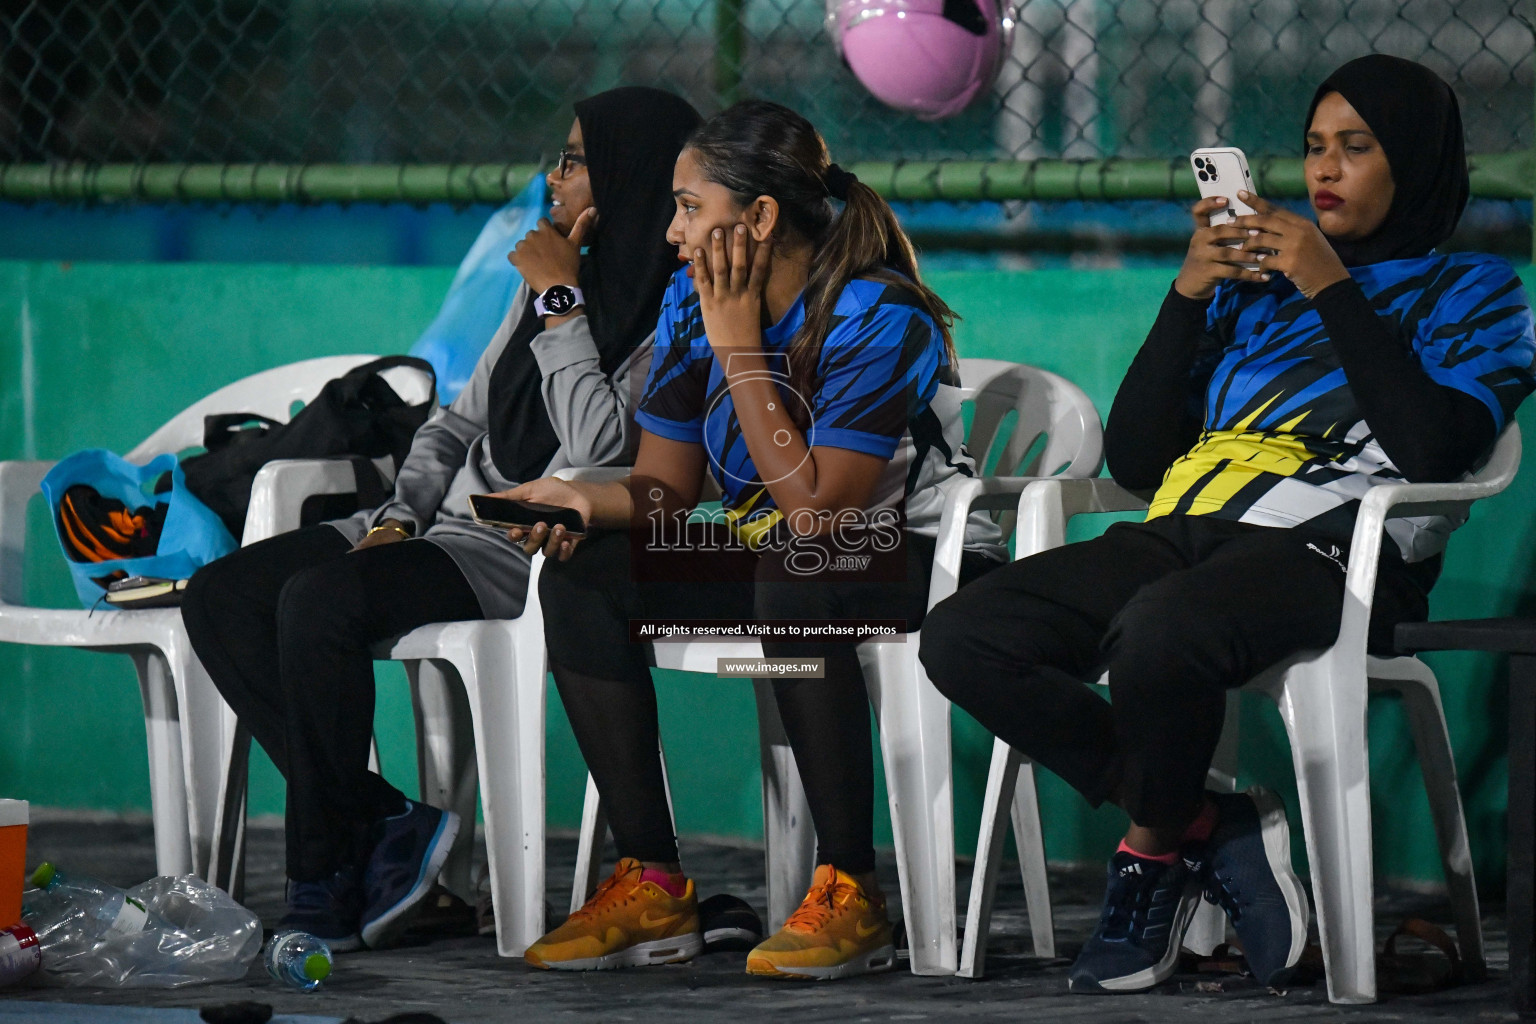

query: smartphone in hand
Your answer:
[1191,147,1263,271]
[469,494,587,536]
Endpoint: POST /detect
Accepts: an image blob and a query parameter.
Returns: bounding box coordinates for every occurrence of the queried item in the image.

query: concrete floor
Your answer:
[0,813,1523,1023]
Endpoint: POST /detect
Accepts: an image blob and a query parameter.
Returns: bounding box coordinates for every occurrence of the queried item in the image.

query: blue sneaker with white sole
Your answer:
[359,799,461,949]
[280,866,365,953]
[1193,787,1310,988]
[1067,850,1201,993]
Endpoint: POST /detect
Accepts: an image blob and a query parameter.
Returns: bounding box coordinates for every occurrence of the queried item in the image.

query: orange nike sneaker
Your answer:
[745,864,895,980]
[524,858,701,971]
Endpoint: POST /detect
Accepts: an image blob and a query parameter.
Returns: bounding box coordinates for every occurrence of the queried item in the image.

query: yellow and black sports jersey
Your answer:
[1149,252,1536,562]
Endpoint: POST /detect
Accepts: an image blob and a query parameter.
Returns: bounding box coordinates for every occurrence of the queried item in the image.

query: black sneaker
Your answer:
[1194,788,1309,987]
[279,866,364,953]
[698,893,764,952]
[359,799,461,949]
[1067,850,1201,993]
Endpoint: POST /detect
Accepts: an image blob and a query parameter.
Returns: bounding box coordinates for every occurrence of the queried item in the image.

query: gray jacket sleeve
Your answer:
[368,284,646,531]
[531,303,646,466]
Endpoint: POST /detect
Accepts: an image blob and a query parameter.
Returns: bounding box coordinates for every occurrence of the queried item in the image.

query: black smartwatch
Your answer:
[533,283,585,317]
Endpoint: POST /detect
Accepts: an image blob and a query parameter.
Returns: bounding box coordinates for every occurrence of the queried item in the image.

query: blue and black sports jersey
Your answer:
[1148,251,1536,561]
[636,268,1003,555]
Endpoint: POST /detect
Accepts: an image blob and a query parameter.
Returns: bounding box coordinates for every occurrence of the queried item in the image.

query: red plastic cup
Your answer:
[0,801,26,930]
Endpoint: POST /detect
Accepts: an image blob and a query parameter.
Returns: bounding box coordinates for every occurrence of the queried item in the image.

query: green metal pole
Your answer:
[0,154,1530,205]
[714,0,745,108]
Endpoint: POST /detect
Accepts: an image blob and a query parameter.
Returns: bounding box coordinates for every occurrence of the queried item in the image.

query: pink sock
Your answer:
[1181,799,1219,844]
[639,867,688,898]
[1117,839,1179,865]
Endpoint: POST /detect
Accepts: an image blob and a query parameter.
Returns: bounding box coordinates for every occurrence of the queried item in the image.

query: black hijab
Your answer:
[1303,54,1469,267]
[488,87,702,482]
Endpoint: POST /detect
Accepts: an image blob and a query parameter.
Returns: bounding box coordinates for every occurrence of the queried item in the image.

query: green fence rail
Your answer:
[3,153,1532,205]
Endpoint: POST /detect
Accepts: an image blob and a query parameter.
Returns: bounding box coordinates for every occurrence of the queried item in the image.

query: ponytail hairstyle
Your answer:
[684,100,958,429]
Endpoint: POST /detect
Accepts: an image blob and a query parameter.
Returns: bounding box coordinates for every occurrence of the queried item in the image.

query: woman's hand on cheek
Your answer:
[693,223,772,356]
[1233,192,1350,300]
[509,208,597,295]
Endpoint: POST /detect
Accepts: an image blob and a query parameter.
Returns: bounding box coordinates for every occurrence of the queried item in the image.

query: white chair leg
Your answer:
[1388,668,1485,978]
[865,638,957,976]
[408,659,479,902]
[752,679,815,932]
[1275,661,1377,1004]
[571,732,679,915]
[960,740,1027,979]
[164,636,230,884]
[571,773,607,914]
[459,620,548,957]
[129,649,196,877]
[1010,758,1056,960]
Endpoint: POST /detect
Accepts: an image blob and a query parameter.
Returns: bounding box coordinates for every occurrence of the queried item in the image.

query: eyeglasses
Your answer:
[556,149,587,179]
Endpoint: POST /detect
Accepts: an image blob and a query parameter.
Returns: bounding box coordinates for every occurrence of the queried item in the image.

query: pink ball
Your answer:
[836,0,1006,121]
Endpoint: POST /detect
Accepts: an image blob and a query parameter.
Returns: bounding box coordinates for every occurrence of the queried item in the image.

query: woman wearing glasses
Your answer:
[181,86,702,953]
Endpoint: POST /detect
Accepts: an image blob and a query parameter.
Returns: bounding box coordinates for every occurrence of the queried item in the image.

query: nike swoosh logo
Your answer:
[855,920,884,939]
[639,910,684,930]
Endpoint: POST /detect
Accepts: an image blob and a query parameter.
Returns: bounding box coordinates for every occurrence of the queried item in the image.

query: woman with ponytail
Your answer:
[498,99,1005,979]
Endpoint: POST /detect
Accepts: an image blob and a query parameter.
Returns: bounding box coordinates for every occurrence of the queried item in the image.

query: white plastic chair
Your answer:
[959,424,1521,1002]
[0,354,416,884]
[566,358,1104,975]
[216,460,596,957]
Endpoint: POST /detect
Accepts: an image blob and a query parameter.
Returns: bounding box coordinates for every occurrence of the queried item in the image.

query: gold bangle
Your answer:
[367,523,410,540]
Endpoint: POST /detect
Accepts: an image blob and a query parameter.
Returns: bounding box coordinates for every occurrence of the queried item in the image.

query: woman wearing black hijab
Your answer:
[921,54,1536,993]
[181,86,702,952]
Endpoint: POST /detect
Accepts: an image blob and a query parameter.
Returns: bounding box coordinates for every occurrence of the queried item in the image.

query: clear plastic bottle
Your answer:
[263,931,333,991]
[25,863,164,946]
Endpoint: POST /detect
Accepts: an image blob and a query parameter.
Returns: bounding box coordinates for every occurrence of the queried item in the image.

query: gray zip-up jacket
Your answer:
[330,284,650,619]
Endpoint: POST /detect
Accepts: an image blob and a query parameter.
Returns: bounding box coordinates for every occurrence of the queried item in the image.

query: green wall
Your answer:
[1,260,1533,891]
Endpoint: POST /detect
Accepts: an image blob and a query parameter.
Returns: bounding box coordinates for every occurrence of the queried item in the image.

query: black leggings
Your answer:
[919,515,1429,829]
[539,524,996,874]
[181,526,483,881]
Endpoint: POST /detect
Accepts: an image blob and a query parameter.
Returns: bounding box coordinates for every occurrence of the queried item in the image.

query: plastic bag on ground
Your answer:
[410,174,550,404]
[25,874,262,988]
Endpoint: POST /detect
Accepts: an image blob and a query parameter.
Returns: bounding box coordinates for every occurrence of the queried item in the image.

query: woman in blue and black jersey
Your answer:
[498,100,1005,979]
[922,54,1536,995]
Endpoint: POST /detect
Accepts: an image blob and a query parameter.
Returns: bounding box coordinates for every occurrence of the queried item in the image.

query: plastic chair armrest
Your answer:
[0,460,55,605]
[927,474,1043,610]
[243,458,363,545]
[1015,477,1148,559]
[552,466,632,484]
[1336,471,1519,652]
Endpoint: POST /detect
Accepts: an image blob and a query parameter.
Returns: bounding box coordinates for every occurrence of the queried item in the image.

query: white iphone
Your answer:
[1191,147,1260,269]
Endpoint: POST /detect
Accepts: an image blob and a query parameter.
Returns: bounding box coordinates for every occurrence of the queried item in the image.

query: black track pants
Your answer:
[919,516,1428,829]
[182,525,483,880]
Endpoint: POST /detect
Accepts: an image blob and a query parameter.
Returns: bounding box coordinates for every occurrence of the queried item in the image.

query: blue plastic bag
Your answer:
[40,450,238,609]
[410,175,551,403]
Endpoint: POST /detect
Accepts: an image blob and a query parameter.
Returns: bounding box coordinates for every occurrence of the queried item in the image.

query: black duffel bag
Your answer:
[179,356,437,537]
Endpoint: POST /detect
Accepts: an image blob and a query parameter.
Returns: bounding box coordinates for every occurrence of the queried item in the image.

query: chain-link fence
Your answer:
[0,0,1530,237]
[4,0,1531,170]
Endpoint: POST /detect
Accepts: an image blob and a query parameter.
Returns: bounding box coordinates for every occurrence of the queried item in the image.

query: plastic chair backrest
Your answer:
[1471,420,1522,491]
[125,355,435,463]
[685,358,1102,504]
[958,357,1104,479]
